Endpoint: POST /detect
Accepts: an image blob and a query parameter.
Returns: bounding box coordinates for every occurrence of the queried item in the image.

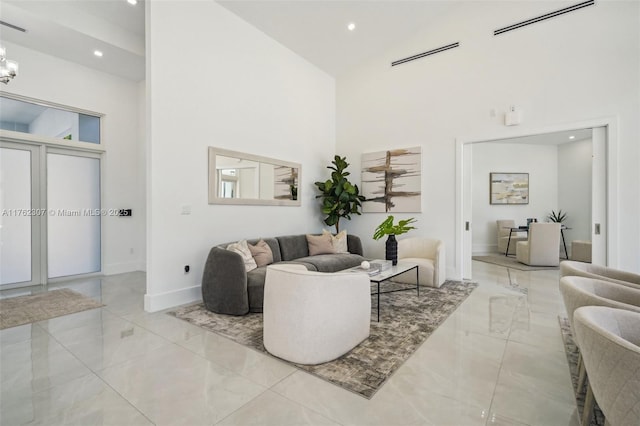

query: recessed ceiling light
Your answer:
[569,135,576,140]
[347,22,356,31]
[127,0,138,5]
[94,50,103,57]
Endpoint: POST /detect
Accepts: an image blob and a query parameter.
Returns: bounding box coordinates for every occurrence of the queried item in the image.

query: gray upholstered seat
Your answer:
[560,260,640,291]
[573,306,640,426]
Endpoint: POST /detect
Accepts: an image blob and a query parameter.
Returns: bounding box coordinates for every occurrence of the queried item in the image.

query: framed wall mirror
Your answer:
[208,147,301,206]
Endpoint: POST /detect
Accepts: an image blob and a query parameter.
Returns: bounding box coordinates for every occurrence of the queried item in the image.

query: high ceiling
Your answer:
[0,0,464,81]
[0,0,145,81]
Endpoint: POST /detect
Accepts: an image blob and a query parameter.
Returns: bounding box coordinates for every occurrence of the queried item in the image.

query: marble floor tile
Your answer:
[179,330,296,388]
[216,390,339,425]
[98,343,267,425]
[61,324,173,371]
[1,374,152,426]
[124,310,205,343]
[1,333,93,403]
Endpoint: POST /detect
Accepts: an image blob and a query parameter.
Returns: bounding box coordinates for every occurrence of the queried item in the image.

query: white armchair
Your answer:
[497,219,526,255]
[263,264,371,365]
[516,222,561,266]
[395,237,445,288]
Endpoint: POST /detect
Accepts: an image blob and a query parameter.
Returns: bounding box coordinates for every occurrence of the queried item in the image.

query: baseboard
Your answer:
[473,243,497,255]
[103,261,146,275]
[144,285,201,312]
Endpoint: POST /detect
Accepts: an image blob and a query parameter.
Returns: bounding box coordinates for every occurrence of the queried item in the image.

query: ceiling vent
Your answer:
[494,0,595,36]
[391,42,460,67]
[0,20,27,33]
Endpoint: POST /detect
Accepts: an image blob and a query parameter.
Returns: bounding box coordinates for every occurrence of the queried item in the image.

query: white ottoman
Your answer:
[571,240,592,263]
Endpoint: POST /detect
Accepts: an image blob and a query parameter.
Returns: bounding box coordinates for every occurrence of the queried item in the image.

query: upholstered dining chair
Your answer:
[395,237,446,288]
[516,222,561,266]
[496,219,526,255]
[559,276,640,394]
[573,306,640,426]
[263,264,370,365]
[560,260,640,291]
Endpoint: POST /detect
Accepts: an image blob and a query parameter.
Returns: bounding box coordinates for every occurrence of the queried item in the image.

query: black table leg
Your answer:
[377,281,380,322]
[505,229,514,257]
[561,230,568,259]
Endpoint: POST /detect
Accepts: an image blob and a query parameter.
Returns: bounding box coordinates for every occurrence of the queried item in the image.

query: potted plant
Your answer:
[548,209,567,223]
[373,215,417,265]
[314,155,366,232]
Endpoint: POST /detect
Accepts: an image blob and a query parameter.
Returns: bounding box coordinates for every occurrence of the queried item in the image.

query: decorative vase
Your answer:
[385,234,398,265]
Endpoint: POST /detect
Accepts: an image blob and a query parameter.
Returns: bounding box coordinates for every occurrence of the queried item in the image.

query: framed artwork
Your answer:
[490,172,529,204]
[361,146,422,213]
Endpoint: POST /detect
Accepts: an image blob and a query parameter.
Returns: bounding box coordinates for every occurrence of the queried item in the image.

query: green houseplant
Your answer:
[373,215,417,265]
[314,155,365,232]
[548,209,567,223]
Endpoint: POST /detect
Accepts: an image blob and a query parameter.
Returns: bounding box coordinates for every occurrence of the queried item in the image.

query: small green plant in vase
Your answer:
[548,209,567,223]
[373,216,417,265]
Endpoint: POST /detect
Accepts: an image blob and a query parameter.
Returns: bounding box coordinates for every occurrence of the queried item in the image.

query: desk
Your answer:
[505,225,569,259]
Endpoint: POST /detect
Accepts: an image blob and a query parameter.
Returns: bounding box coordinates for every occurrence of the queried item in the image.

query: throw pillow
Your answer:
[306,233,336,256]
[248,239,274,267]
[226,240,258,272]
[322,229,349,253]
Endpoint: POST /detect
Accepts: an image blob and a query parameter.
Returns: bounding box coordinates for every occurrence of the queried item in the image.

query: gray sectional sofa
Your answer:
[202,234,365,315]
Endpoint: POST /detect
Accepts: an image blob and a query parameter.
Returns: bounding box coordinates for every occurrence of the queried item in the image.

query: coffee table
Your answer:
[345,261,419,321]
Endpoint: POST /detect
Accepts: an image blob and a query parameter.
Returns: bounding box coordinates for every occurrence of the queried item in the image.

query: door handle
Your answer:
[594,223,600,235]
[465,221,470,231]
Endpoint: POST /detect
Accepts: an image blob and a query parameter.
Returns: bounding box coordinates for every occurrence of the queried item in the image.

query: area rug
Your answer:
[473,254,560,271]
[169,280,477,399]
[558,316,605,426]
[0,288,104,330]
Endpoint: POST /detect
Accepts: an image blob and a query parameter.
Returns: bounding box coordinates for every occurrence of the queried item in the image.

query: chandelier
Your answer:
[0,46,19,84]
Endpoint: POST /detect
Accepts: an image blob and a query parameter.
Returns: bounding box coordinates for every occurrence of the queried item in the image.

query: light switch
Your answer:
[181,205,191,215]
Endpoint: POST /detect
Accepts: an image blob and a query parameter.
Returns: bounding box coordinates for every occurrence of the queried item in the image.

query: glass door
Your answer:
[0,142,42,288]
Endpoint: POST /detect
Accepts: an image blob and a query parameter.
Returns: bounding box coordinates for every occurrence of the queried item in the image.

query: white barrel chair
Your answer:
[560,260,640,291]
[395,237,446,288]
[573,306,640,426]
[263,264,371,365]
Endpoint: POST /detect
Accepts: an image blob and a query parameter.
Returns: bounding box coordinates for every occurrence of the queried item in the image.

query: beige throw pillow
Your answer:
[226,240,258,272]
[322,229,349,253]
[306,233,336,256]
[248,239,274,267]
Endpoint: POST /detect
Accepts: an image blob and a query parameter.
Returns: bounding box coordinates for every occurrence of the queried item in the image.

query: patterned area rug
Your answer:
[558,316,605,426]
[0,288,104,330]
[473,254,560,271]
[169,280,477,399]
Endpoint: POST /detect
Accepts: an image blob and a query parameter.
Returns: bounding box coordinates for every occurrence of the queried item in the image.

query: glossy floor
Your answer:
[0,262,578,426]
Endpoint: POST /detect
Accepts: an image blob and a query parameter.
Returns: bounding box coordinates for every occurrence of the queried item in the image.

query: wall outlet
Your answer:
[184,265,190,273]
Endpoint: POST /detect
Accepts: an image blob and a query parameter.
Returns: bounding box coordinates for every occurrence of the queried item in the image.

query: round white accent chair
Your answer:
[573,306,640,426]
[560,260,640,291]
[496,219,527,255]
[395,237,445,288]
[263,264,371,365]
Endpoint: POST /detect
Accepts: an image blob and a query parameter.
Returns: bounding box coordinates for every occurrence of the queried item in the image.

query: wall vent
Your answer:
[391,42,460,67]
[0,20,27,33]
[494,0,595,36]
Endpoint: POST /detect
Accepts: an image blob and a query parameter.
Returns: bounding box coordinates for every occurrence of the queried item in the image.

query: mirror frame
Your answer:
[208,147,301,206]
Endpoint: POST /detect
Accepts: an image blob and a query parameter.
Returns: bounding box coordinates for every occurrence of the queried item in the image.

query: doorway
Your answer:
[0,141,102,289]
[455,118,618,280]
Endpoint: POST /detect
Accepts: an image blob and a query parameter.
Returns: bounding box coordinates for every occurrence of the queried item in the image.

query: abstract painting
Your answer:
[274,166,298,201]
[490,173,529,204]
[361,147,422,213]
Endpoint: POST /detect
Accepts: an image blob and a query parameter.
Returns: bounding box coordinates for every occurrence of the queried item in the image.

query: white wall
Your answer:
[471,143,558,254]
[0,42,145,276]
[145,1,335,311]
[336,1,640,274]
[558,138,592,252]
